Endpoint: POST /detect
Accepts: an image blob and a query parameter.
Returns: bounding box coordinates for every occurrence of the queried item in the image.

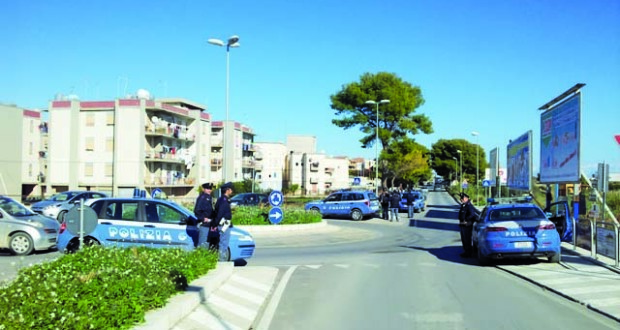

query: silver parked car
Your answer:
[0,196,60,255]
[31,191,107,221]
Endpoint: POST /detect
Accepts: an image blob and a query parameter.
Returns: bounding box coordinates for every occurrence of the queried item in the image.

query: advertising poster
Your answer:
[489,148,498,185]
[507,131,532,191]
[540,94,581,183]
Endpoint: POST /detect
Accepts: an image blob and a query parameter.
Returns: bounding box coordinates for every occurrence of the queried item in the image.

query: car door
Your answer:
[96,200,143,248]
[142,201,196,250]
[322,193,342,217]
[544,201,573,242]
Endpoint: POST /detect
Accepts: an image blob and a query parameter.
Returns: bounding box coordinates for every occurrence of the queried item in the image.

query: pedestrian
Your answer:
[194,183,215,249]
[214,182,234,261]
[406,190,416,219]
[389,188,401,222]
[379,188,390,220]
[458,192,479,257]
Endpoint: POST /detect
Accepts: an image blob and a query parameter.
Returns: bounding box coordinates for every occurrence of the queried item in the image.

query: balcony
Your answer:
[254,152,263,160]
[144,150,186,164]
[309,177,318,184]
[144,176,195,187]
[211,139,223,148]
[211,158,222,167]
[254,164,263,171]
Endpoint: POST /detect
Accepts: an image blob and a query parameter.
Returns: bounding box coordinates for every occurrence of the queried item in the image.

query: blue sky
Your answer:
[2,0,619,175]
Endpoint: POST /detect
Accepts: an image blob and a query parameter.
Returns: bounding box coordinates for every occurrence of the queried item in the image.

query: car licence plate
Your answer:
[514,242,533,248]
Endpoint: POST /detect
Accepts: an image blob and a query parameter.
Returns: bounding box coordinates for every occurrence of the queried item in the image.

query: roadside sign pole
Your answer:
[79,198,84,250]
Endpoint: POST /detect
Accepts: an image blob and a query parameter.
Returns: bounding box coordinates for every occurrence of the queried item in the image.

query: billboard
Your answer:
[507,131,532,191]
[540,94,581,183]
[489,148,499,185]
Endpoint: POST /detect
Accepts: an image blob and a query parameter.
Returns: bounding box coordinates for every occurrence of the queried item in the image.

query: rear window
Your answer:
[488,207,545,221]
[367,193,378,200]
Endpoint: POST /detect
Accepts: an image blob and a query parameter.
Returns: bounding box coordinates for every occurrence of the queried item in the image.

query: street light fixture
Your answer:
[452,157,458,183]
[365,99,390,196]
[208,35,240,182]
[471,131,480,203]
[457,150,463,192]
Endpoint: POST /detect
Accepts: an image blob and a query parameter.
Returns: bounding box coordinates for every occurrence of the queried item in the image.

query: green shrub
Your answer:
[232,205,322,225]
[0,246,217,330]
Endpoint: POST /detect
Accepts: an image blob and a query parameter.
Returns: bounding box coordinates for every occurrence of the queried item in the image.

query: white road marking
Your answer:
[218,284,266,306]
[256,266,298,330]
[207,294,256,321]
[304,265,322,269]
[334,264,350,269]
[229,274,271,293]
[186,307,244,330]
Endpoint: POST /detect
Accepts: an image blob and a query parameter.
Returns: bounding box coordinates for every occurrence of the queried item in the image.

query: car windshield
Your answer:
[50,192,78,202]
[488,207,546,221]
[0,197,37,217]
[230,194,246,202]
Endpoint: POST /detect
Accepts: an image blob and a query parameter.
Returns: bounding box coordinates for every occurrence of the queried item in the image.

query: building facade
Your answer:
[0,104,44,200]
[46,97,211,199]
[254,142,286,191]
[211,121,256,184]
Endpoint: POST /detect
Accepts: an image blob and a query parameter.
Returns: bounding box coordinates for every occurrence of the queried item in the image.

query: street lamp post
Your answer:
[452,157,458,184]
[457,150,463,192]
[471,131,480,204]
[365,99,390,196]
[208,35,240,182]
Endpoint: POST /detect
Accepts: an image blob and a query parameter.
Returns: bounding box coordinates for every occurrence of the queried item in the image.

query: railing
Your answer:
[571,216,619,268]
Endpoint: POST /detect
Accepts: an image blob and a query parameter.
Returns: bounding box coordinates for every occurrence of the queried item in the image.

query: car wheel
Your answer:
[350,209,363,221]
[57,210,67,222]
[548,252,561,263]
[310,207,323,218]
[66,237,100,253]
[9,233,34,255]
[477,247,490,266]
[220,247,231,262]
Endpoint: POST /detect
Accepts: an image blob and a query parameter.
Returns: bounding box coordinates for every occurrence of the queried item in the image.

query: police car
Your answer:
[56,197,255,262]
[472,197,572,266]
[399,191,425,213]
[304,190,379,221]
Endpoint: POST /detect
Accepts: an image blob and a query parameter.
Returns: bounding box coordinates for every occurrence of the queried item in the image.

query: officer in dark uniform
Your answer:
[458,192,479,257]
[195,183,214,248]
[214,182,234,261]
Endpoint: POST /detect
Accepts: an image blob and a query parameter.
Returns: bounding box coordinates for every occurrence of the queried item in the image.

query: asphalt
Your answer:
[132,218,620,330]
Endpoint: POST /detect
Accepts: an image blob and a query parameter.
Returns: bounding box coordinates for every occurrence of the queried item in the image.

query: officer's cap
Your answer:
[460,192,470,199]
[201,182,214,190]
[221,182,233,190]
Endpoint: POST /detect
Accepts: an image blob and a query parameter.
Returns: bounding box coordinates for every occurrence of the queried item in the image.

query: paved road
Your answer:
[252,191,619,329]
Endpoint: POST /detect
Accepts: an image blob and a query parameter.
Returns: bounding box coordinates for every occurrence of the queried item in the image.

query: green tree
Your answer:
[430,139,487,184]
[330,72,433,180]
[382,138,431,187]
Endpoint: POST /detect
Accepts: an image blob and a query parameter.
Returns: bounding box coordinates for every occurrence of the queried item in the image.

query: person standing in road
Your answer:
[214,182,234,261]
[389,189,401,222]
[458,192,479,257]
[379,188,390,220]
[406,190,416,219]
[195,183,214,249]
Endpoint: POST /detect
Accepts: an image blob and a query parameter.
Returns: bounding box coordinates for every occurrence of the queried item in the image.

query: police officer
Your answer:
[195,183,214,248]
[458,192,479,257]
[214,182,234,261]
[379,188,390,220]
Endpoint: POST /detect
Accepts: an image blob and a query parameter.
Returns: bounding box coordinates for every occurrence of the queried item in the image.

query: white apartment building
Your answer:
[283,135,350,196]
[254,142,286,191]
[46,96,211,199]
[210,121,256,184]
[0,104,44,200]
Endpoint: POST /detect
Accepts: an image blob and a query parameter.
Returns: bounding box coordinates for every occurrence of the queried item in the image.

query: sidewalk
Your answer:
[498,243,620,322]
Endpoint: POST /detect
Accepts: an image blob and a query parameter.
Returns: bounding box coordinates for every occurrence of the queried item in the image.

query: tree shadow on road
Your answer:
[426,205,460,210]
[404,245,479,265]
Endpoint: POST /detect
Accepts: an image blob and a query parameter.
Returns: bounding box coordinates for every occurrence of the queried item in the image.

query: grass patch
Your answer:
[0,246,217,330]
[232,205,322,225]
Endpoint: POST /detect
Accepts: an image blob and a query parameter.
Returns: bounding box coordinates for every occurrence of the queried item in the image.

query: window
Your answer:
[106,138,113,152]
[104,201,138,221]
[85,137,95,151]
[90,200,104,216]
[325,193,342,202]
[147,202,185,224]
[106,113,114,126]
[28,164,33,177]
[105,163,113,177]
[86,113,95,127]
[29,142,33,155]
[84,163,93,177]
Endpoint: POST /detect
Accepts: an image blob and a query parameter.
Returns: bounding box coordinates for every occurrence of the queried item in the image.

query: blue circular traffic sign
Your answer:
[268,207,284,224]
[269,190,284,207]
[482,180,491,187]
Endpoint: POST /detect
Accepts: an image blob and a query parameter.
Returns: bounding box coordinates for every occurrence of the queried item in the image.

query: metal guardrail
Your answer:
[571,217,619,268]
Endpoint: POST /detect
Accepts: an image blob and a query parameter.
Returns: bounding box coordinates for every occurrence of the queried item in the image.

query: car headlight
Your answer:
[238,235,254,242]
[44,204,61,211]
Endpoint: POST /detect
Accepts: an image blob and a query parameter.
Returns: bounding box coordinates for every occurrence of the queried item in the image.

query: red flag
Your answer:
[615,135,620,145]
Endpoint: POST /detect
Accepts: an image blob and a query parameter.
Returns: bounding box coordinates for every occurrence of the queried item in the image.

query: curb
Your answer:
[237,219,328,233]
[133,262,234,330]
